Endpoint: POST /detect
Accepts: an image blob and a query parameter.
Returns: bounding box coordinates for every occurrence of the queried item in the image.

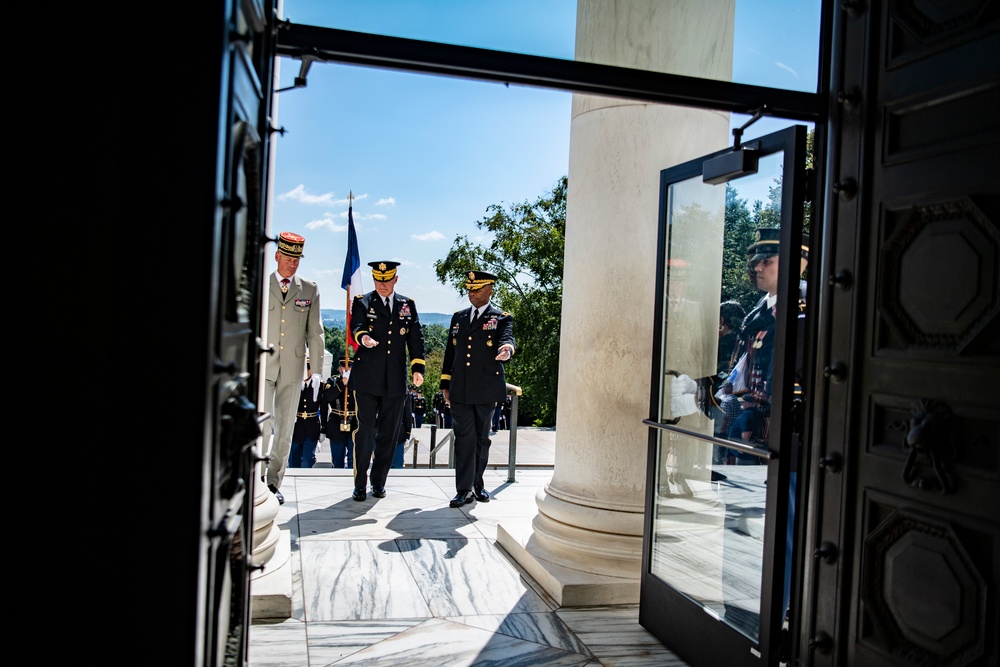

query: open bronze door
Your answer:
[640,125,811,667]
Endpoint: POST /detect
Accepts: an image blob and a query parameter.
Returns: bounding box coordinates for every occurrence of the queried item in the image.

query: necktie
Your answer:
[280,278,290,294]
[384,297,391,313]
[471,307,481,323]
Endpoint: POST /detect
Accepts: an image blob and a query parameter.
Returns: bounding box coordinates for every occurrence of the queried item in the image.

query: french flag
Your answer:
[341,199,362,352]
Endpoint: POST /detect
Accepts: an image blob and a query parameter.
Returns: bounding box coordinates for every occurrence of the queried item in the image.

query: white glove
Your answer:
[671,374,697,395]
[670,374,699,417]
[319,433,327,443]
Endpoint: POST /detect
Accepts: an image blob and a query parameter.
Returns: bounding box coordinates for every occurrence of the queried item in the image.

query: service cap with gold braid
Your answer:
[277,231,305,258]
[465,270,497,290]
[746,227,811,264]
[369,260,399,282]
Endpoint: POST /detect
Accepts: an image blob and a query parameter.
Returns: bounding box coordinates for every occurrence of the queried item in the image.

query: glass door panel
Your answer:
[641,125,808,667]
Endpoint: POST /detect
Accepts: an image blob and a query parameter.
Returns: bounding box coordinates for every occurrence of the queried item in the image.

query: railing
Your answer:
[405,383,524,479]
[504,383,522,482]
[427,426,455,468]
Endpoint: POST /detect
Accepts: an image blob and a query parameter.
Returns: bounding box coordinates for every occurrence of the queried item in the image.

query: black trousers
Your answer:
[450,401,494,492]
[354,390,405,491]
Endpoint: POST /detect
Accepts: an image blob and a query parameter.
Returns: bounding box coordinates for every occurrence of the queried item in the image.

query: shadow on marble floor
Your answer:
[247,469,689,667]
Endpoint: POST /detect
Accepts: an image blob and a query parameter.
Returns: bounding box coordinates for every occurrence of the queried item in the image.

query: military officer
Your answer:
[262,231,324,504]
[348,261,426,501]
[440,270,516,508]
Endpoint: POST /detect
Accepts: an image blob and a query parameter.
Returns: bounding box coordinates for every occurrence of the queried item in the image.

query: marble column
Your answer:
[497,0,735,606]
[249,51,293,618]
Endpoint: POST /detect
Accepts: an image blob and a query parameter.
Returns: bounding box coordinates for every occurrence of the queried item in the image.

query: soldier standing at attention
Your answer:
[323,358,358,469]
[262,231,324,504]
[348,261,425,501]
[440,270,516,508]
[411,388,427,428]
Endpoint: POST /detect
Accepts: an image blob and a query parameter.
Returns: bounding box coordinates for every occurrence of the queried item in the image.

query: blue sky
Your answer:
[271,1,819,315]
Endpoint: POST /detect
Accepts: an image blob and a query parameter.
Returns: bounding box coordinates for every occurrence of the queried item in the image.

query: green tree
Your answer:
[414,325,448,424]
[324,325,350,364]
[422,323,448,355]
[434,176,566,426]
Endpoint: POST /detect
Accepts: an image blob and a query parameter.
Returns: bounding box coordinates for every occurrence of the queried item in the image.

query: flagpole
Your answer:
[344,190,354,369]
[342,190,355,430]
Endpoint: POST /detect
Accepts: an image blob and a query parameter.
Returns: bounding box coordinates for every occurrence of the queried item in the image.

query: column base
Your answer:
[250,529,292,620]
[497,518,640,607]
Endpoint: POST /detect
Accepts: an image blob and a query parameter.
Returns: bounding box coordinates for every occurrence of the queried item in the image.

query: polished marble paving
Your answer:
[248,464,690,666]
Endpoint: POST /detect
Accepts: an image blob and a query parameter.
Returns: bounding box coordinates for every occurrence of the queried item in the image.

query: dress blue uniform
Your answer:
[440,271,515,505]
[322,369,358,469]
[289,373,328,468]
[349,261,426,499]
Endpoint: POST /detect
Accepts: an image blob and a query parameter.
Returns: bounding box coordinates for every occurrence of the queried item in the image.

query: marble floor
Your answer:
[247,464,690,666]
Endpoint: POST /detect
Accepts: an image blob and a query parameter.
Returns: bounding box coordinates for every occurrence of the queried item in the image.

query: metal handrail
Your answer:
[410,382,523,475]
[427,425,455,468]
[505,383,522,482]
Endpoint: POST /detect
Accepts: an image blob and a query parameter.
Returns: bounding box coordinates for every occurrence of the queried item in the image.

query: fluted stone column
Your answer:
[249,51,293,619]
[497,0,734,606]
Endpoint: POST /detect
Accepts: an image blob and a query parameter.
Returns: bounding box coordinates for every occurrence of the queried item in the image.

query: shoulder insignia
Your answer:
[502,311,510,316]
[354,294,363,300]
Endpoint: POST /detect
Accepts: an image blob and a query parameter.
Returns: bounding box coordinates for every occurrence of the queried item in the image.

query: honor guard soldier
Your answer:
[289,356,329,468]
[323,358,358,469]
[411,388,427,427]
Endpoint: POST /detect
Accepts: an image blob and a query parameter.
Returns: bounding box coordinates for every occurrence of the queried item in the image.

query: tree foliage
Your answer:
[324,325,347,364]
[434,176,567,426]
[422,323,448,355]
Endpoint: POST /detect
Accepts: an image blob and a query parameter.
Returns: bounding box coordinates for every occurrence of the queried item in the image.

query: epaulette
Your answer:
[354,293,363,300]
[502,311,510,316]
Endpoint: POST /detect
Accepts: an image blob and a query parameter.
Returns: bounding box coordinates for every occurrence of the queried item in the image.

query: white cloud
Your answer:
[278,185,366,206]
[775,62,798,78]
[412,231,445,241]
[304,215,348,232]
[375,197,396,206]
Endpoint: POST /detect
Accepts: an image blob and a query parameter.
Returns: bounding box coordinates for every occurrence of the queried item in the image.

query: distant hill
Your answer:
[321,309,453,328]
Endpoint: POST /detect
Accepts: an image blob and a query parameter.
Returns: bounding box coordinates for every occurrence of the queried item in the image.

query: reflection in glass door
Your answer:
[640,126,808,667]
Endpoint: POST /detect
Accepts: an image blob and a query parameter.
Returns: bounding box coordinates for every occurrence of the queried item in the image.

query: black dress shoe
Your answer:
[352,488,366,502]
[371,486,386,498]
[268,484,285,505]
[449,491,474,508]
[473,487,490,502]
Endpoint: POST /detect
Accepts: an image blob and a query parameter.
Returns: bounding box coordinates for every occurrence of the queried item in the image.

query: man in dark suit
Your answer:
[348,261,425,501]
[440,270,516,508]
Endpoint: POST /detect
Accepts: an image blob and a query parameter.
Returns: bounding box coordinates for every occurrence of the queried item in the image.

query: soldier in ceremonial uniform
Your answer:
[289,357,329,468]
[348,261,425,501]
[323,358,358,469]
[411,388,427,427]
[726,228,783,449]
[440,270,516,508]
[262,231,324,504]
